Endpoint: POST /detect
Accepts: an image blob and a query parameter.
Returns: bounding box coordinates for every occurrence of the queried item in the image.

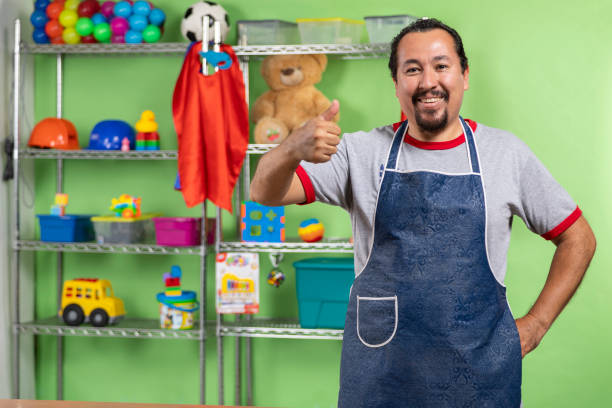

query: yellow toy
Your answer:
[110,194,142,218]
[51,193,69,216]
[298,218,325,242]
[135,110,158,133]
[59,278,125,327]
[251,54,339,144]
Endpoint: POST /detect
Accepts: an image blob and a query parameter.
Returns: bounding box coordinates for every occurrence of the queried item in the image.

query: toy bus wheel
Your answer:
[62,304,84,326]
[121,209,134,218]
[90,308,109,327]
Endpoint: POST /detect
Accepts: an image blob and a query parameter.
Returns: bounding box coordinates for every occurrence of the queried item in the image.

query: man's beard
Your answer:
[412,89,449,133]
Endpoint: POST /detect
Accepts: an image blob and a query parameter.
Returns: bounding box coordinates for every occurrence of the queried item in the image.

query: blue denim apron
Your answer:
[338,118,522,407]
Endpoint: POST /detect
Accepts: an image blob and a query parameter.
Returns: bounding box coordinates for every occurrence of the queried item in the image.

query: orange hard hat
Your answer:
[28,118,80,150]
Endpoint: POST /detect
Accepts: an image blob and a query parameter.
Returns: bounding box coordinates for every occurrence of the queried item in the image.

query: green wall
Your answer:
[30,0,610,406]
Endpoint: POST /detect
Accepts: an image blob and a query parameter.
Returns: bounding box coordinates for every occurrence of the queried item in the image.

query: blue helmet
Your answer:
[88,120,135,150]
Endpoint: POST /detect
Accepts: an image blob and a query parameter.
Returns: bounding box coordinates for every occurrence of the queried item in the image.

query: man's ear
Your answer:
[463,65,470,91]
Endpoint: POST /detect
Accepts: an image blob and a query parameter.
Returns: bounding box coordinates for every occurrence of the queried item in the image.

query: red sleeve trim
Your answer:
[541,206,582,240]
[295,165,315,205]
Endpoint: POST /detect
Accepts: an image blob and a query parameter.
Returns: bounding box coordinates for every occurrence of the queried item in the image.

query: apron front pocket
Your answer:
[357,295,398,348]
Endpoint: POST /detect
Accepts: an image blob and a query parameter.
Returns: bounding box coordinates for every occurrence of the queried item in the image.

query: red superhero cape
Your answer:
[172,42,249,212]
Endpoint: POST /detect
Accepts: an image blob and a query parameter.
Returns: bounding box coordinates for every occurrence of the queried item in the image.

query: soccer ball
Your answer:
[180,1,230,43]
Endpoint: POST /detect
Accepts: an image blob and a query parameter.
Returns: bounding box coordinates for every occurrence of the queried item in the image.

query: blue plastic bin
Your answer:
[37,215,95,242]
[293,257,355,329]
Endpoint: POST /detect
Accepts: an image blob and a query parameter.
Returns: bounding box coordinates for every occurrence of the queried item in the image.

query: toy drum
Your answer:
[156,291,199,330]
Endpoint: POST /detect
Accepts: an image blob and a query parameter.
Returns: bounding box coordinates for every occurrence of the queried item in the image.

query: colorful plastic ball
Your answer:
[35,0,51,10]
[32,29,50,44]
[113,1,132,18]
[132,1,151,16]
[142,25,160,43]
[128,14,147,32]
[91,13,107,25]
[64,0,80,11]
[46,2,64,19]
[124,30,142,43]
[100,1,115,18]
[81,34,97,43]
[59,9,78,27]
[50,36,64,44]
[110,17,129,35]
[77,0,101,18]
[75,18,94,36]
[111,34,125,43]
[148,8,165,26]
[45,20,63,38]
[62,27,81,44]
[30,9,48,29]
[93,22,111,42]
[298,218,325,242]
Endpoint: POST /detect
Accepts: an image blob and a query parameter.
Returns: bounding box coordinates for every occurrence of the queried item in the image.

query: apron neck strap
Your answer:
[385,117,480,174]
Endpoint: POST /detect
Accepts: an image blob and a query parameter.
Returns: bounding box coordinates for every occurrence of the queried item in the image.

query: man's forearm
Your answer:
[250,143,301,206]
[517,216,596,356]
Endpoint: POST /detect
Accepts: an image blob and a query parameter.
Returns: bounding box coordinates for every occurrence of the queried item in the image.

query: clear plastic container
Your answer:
[364,15,418,43]
[91,214,158,244]
[237,20,299,45]
[296,18,364,44]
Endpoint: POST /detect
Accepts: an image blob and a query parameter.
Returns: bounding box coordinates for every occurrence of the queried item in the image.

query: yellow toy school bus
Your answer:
[59,278,125,327]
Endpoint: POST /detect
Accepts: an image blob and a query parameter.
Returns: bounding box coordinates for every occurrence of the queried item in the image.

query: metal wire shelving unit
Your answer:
[11,19,387,406]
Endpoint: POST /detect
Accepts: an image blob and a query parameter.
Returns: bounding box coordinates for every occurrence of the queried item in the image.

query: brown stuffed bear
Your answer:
[251,54,339,144]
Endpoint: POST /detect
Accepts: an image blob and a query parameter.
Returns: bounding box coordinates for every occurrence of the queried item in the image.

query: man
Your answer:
[250,18,596,408]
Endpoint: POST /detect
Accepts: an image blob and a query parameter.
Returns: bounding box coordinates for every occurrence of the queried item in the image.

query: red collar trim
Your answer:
[392,119,478,151]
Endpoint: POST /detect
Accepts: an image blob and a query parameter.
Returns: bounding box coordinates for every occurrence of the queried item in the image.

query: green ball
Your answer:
[142,25,161,43]
[93,23,111,43]
[76,18,94,37]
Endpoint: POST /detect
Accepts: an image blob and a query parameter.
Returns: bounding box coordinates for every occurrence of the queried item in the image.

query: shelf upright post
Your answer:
[55,51,65,401]
[199,203,207,404]
[11,18,21,399]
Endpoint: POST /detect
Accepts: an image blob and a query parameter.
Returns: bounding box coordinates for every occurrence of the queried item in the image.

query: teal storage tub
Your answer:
[294,257,355,329]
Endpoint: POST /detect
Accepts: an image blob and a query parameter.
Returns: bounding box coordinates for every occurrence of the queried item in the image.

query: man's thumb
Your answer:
[319,100,340,121]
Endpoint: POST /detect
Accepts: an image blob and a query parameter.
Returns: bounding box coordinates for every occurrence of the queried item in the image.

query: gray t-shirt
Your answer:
[297,119,580,285]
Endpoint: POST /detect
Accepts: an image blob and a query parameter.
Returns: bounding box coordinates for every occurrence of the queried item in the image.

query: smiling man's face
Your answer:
[394,29,469,135]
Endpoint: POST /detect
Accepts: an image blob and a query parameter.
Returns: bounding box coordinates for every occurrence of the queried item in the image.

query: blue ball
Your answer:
[132,1,152,16]
[128,14,148,32]
[148,8,165,26]
[114,1,133,18]
[34,0,50,10]
[30,9,48,29]
[125,30,143,44]
[32,28,50,44]
[91,13,107,26]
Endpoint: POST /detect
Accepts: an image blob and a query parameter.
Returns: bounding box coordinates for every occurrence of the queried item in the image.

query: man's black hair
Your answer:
[388,18,469,81]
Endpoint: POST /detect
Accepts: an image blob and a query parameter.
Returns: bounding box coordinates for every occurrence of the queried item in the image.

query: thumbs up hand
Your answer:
[283,100,341,164]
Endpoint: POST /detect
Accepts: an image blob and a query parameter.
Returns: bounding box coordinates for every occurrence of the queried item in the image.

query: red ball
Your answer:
[50,35,64,44]
[81,34,97,43]
[45,19,63,37]
[46,2,64,20]
[77,0,101,18]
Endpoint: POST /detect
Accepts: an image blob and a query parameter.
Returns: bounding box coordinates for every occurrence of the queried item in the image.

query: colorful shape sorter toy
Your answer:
[163,265,183,297]
[240,201,285,242]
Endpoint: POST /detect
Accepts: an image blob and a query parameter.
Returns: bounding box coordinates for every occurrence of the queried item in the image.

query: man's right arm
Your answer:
[250,100,341,206]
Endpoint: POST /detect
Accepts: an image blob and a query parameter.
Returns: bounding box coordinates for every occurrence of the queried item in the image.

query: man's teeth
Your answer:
[420,98,442,103]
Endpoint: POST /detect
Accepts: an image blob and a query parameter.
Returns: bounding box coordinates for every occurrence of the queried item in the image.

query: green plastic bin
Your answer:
[293,257,355,329]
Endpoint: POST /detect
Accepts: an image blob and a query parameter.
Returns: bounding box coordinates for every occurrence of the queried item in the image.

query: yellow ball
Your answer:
[64,0,80,11]
[62,27,81,44]
[59,9,78,28]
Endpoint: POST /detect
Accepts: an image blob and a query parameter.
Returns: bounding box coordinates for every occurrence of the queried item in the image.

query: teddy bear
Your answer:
[251,54,339,144]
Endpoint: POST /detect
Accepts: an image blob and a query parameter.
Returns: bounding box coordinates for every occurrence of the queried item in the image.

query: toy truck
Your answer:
[58,278,125,327]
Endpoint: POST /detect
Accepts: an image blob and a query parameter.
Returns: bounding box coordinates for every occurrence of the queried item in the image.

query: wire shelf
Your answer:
[15,317,205,340]
[22,42,390,58]
[19,149,178,160]
[219,239,353,253]
[220,318,343,340]
[16,240,204,255]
